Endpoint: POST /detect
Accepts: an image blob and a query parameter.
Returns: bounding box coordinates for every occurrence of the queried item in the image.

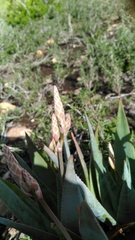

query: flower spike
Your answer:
[51,113,60,142]
[4,145,43,199]
[54,86,66,136]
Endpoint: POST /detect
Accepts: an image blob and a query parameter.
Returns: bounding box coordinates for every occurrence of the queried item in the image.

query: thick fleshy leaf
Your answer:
[85,114,106,174]
[61,155,83,233]
[122,159,131,189]
[116,160,135,224]
[114,99,135,179]
[0,218,58,240]
[116,181,135,224]
[39,199,72,240]
[63,137,71,163]
[61,145,116,226]
[89,158,101,200]
[71,132,90,188]
[63,125,116,226]
[76,174,116,226]
[43,144,59,167]
[89,122,101,200]
[66,229,82,240]
[54,225,82,240]
[79,201,108,240]
[33,151,57,195]
[85,114,119,218]
[26,134,57,194]
[0,179,50,231]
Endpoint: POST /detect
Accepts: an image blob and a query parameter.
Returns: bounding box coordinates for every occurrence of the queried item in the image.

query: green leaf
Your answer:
[89,158,101,200]
[15,152,56,208]
[85,114,106,174]
[63,137,71,163]
[122,158,131,189]
[76,174,116,226]
[33,151,56,191]
[26,134,57,194]
[53,225,82,240]
[85,114,119,218]
[43,144,59,168]
[116,160,135,224]
[0,218,58,240]
[114,99,135,177]
[79,201,108,240]
[0,179,49,230]
[61,155,83,233]
[56,174,62,219]
[39,198,72,240]
[71,132,90,188]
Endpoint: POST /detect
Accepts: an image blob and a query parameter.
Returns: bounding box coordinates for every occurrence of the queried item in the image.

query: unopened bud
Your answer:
[4,145,43,199]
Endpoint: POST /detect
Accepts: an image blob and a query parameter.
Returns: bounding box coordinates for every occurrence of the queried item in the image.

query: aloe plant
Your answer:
[1,86,135,239]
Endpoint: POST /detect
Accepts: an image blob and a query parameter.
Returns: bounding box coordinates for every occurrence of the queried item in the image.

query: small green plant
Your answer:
[5,0,62,26]
[21,236,32,240]
[6,0,48,26]
[1,86,135,240]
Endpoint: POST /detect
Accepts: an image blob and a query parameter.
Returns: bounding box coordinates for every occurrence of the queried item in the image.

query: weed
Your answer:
[1,0,135,146]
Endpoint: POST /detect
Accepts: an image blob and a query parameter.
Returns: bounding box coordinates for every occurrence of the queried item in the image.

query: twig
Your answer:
[105,91,135,100]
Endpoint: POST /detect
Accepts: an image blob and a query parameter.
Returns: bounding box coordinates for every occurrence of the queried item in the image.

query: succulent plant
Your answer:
[1,86,135,240]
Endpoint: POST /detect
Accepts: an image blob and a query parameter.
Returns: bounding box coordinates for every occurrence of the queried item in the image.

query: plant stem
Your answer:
[39,199,72,240]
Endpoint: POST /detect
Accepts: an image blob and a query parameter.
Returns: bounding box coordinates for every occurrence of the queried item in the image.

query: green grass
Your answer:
[0,0,135,143]
[0,0,8,13]
[1,1,135,238]
[1,3,135,240]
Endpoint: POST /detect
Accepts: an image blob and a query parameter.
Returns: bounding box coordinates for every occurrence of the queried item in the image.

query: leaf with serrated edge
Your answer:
[123,159,131,189]
[79,201,108,240]
[33,151,57,196]
[85,114,118,217]
[0,179,49,230]
[116,159,135,224]
[61,155,83,233]
[77,174,116,226]
[85,114,105,174]
[63,137,71,164]
[61,156,116,227]
[71,132,90,188]
[114,99,135,177]
[15,152,56,206]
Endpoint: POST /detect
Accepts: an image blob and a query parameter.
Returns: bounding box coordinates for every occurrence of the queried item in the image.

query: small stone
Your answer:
[52,57,57,64]
[47,39,54,45]
[73,88,82,95]
[0,102,16,114]
[36,50,43,57]
[7,126,32,140]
